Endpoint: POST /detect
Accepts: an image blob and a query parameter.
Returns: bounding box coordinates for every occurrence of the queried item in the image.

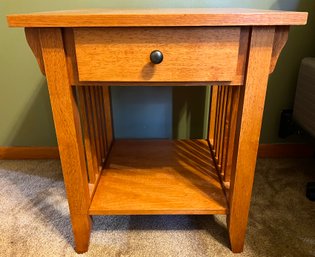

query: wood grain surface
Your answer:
[24,28,45,75]
[7,8,307,27]
[102,86,113,148]
[74,27,240,82]
[208,85,218,144]
[40,28,91,253]
[227,27,275,253]
[224,87,241,183]
[89,140,228,215]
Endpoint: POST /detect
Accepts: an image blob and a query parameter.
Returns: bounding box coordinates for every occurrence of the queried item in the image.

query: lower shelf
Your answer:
[89,139,228,215]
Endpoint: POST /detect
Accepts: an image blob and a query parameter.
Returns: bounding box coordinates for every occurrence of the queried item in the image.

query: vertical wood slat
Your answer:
[94,87,104,161]
[89,87,102,170]
[77,87,97,183]
[218,87,224,159]
[219,87,228,170]
[213,87,222,158]
[219,86,231,176]
[103,86,114,148]
[97,87,108,157]
[39,28,91,253]
[84,87,100,175]
[221,87,233,180]
[93,87,106,165]
[217,87,225,166]
[212,87,219,154]
[215,87,222,161]
[208,85,218,146]
[224,87,241,183]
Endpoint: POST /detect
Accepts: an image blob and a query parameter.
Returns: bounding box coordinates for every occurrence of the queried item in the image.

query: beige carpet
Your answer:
[0,158,314,257]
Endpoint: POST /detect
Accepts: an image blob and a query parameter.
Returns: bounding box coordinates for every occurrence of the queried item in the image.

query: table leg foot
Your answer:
[229,237,245,253]
[71,214,92,254]
[227,216,245,253]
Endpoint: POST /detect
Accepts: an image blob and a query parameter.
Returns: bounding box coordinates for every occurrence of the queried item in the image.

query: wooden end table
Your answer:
[7,8,307,253]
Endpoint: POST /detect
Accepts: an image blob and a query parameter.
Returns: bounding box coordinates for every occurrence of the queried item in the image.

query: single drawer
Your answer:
[73,27,241,82]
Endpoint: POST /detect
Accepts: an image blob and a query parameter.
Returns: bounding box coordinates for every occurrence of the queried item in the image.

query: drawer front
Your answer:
[74,27,241,82]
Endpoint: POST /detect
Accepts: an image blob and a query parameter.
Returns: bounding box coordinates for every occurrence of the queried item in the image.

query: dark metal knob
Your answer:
[150,50,163,64]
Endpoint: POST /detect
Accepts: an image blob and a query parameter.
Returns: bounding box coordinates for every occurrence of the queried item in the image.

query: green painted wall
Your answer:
[1,1,314,146]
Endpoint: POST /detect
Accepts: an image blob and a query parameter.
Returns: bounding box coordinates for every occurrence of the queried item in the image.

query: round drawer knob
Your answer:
[150,50,163,64]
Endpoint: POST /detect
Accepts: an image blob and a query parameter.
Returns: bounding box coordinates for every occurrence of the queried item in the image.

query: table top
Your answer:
[7,8,307,27]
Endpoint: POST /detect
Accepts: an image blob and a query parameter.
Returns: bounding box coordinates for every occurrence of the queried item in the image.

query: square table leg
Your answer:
[39,28,91,253]
[227,26,275,253]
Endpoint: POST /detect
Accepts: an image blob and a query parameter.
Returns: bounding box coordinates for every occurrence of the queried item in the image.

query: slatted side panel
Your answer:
[208,85,241,192]
[77,87,98,183]
[77,86,113,193]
